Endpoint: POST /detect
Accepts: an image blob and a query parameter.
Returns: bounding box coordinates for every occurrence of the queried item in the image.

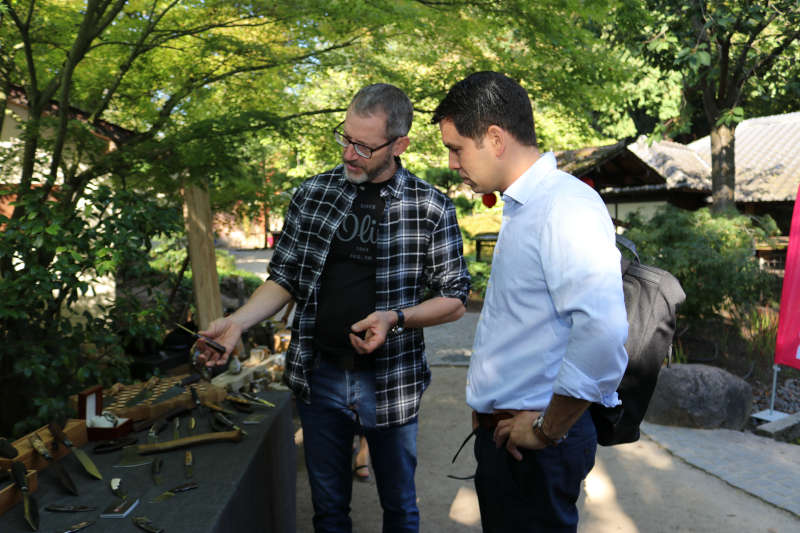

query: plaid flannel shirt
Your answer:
[269,162,470,428]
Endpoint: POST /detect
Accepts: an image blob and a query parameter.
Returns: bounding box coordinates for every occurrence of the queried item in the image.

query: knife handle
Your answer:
[11,461,29,491]
[29,434,53,460]
[0,437,19,459]
[49,421,74,448]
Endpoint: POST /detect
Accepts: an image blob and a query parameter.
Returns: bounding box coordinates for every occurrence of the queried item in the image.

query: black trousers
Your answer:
[473,410,597,533]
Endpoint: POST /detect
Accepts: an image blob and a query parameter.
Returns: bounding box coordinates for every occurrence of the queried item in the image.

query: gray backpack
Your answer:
[590,235,686,445]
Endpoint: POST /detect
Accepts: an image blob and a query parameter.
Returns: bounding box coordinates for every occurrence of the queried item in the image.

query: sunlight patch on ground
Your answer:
[448,486,481,527]
[295,428,303,446]
[581,457,639,532]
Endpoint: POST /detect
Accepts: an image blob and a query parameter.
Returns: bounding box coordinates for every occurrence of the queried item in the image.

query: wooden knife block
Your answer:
[0,418,86,517]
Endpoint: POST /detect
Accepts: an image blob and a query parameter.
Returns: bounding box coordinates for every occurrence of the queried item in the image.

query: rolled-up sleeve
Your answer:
[424,199,471,304]
[541,194,628,407]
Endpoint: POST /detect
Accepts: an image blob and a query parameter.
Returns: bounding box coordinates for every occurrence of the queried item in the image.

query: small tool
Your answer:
[124,376,160,407]
[184,417,197,479]
[132,516,165,533]
[211,412,248,437]
[110,477,127,500]
[150,481,198,503]
[50,420,103,480]
[150,458,163,486]
[174,323,226,353]
[11,461,39,531]
[240,391,276,407]
[45,504,96,513]
[29,433,79,495]
[93,436,137,454]
[149,373,202,405]
[56,520,94,533]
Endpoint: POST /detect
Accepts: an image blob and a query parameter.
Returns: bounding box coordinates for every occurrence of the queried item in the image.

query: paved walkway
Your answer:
[231,248,800,529]
[425,312,800,518]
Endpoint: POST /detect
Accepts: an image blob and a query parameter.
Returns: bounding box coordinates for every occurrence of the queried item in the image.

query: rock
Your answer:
[645,364,752,430]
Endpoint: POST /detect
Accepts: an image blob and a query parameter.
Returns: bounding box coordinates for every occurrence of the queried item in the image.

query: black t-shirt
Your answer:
[314,181,386,368]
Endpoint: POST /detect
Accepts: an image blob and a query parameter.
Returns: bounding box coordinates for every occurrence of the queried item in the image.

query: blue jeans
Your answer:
[473,410,597,532]
[297,357,420,533]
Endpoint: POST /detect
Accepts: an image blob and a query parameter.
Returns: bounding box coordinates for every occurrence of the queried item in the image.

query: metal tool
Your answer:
[173,417,181,441]
[212,412,248,436]
[29,433,79,495]
[110,477,127,500]
[184,417,196,479]
[124,376,160,407]
[56,520,94,533]
[115,445,152,468]
[150,458,163,486]
[150,481,198,503]
[11,461,39,531]
[93,436,137,454]
[174,323,226,353]
[149,373,202,405]
[45,504,96,513]
[49,420,103,480]
[132,516,165,533]
[240,391,276,407]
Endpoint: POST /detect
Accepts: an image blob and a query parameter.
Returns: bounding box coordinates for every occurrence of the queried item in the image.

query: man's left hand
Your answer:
[349,310,395,354]
[493,410,545,460]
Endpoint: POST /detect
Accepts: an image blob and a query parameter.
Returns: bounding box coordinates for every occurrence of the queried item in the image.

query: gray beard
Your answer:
[344,151,395,184]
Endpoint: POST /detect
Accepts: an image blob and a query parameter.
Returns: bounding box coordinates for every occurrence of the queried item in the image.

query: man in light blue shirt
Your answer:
[433,71,628,532]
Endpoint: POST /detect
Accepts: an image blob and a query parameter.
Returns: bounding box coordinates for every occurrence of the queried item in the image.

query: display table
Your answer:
[0,390,295,533]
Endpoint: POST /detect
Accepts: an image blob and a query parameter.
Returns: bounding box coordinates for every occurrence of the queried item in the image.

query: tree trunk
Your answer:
[183,183,223,330]
[709,123,736,215]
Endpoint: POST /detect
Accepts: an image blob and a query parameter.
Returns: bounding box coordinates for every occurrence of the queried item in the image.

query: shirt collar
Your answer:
[501,152,557,206]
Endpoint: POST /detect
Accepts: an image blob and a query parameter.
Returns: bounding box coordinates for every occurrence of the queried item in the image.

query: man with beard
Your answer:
[198,83,470,532]
[433,72,628,532]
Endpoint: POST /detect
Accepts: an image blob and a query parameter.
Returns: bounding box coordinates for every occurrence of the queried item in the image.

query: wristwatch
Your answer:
[390,309,405,335]
[532,414,567,447]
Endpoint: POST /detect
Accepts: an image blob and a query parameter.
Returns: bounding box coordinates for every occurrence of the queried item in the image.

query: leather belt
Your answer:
[475,411,513,430]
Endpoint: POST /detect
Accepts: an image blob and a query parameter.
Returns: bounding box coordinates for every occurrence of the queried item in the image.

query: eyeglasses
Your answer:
[333,121,397,159]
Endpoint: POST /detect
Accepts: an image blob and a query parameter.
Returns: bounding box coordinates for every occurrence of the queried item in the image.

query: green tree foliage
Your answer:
[622,205,780,321]
[615,0,800,213]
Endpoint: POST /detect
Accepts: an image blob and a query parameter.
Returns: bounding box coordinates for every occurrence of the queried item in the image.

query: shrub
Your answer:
[622,206,781,321]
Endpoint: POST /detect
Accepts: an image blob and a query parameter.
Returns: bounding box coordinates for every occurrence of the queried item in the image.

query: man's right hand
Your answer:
[197,318,243,367]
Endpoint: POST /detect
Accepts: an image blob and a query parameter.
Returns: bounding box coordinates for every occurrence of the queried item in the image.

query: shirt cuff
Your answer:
[553,359,622,408]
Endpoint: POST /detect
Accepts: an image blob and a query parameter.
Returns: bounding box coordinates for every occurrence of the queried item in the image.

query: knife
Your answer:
[124,376,160,407]
[49,421,103,480]
[150,458,163,486]
[11,461,39,531]
[29,433,79,495]
[174,323,226,353]
[132,516,165,533]
[56,520,94,533]
[150,481,198,503]
[149,373,203,405]
[135,429,243,455]
[184,417,196,479]
[45,504,96,512]
[173,417,181,441]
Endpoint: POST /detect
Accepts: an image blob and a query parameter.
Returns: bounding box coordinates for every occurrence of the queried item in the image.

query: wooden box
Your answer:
[77,385,133,441]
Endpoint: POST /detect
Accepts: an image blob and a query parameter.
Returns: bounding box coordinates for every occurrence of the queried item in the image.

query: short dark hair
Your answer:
[349,83,413,139]
[432,71,537,147]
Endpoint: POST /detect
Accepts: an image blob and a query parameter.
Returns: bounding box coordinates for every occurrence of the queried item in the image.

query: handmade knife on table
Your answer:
[11,461,39,531]
[49,421,103,480]
[148,373,202,405]
[29,433,79,495]
[124,376,160,407]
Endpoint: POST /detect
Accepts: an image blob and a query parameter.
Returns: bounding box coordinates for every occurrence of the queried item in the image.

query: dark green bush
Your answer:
[622,206,780,321]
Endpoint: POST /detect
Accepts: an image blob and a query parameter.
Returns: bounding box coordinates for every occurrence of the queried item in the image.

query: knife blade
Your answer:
[11,461,39,531]
[174,323,226,353]
[149,373,202,405]
[124,376,160,407]
[49,421,103,480]
[29,433,79,495]
[45,504,96,512]
[184,417,196,479]
[56,520,94,533]
[173,417,181,441]
[132,516,165,533]
[150,481,198,503]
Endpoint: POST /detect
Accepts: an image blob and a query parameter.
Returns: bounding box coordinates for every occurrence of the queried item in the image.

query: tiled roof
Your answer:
[687,112,800,202]
[622,111,800,202]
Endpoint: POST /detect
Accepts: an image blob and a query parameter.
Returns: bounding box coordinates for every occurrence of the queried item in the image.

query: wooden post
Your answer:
[183,183,223,330]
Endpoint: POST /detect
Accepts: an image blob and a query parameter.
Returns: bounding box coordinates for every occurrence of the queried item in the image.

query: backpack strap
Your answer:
[616,234,640,264]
